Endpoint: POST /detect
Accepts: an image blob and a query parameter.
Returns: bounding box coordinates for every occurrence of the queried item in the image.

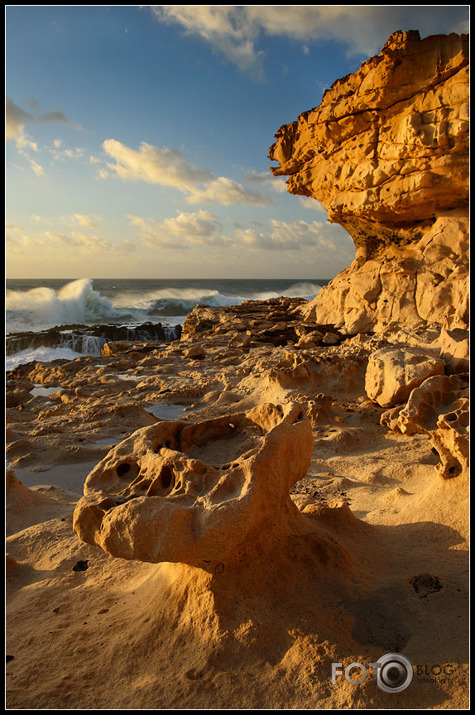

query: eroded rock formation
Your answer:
[269,30,469,334]
[73,402,313,568]
[381,374,469,479]
[365,346,446,408]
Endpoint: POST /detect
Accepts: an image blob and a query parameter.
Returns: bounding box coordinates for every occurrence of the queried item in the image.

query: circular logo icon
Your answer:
[375,653,414,693]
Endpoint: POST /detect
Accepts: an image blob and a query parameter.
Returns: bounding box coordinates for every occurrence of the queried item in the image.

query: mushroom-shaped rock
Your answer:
[73,403,313,569]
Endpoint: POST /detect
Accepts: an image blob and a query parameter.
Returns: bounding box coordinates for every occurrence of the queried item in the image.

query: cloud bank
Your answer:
[128,210,226,249]
[101,139,272,207]
[150,5,469,75]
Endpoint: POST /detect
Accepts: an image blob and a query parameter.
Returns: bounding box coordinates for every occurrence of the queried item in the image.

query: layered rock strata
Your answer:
[269,30,469,334]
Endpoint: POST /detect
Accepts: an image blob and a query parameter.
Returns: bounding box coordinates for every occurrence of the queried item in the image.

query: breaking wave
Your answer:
[6,278,322,334]
[6,278,124,333]
[5,277,323,369]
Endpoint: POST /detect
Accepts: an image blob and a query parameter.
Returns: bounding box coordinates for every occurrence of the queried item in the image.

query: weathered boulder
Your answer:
[438,326,469,373]
[382,374,469,479]
[269,31,469,335]
[365,347,446,407]
[73,403,313,568]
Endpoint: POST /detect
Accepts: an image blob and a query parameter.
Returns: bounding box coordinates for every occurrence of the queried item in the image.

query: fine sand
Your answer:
[5,326,469,709]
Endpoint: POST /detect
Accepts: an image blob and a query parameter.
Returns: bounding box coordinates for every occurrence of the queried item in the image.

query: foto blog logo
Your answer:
[331,653,414,694]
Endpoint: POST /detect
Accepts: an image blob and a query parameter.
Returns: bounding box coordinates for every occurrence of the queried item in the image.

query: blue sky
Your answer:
[5,5,470,279]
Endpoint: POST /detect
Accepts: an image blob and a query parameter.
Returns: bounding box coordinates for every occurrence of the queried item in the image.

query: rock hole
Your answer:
[409,573,443,596]
[160,465,174,490]
[146,465,175,496]
[116,463,131,478]
[445,412,458,422]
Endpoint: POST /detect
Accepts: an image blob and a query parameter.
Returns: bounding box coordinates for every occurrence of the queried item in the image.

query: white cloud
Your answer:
[28,159,45,177]
[11,130,45,176]
[6,222,133,257]
[102,139,213,189]
[40,230,134,255]
[67,213,99,229]
[243,170,288,194]
[150,5,469,74]
[150,5,265,77]
[186,177,272,206]
[101,139,271,206]
[299,197,327,213]
[15,133,39,154]
[6,223,49,248]
[7,99,85,177]
[128,210,227,249]
[51,146,84,161]
[234,218,354,258]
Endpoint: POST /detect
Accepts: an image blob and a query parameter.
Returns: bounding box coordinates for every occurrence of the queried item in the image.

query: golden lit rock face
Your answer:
[269,30,469,334]
[73,403,313,568]
[270,31,468,234]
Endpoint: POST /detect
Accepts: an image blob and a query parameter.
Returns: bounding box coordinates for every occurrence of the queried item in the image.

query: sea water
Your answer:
[5,277,328,370]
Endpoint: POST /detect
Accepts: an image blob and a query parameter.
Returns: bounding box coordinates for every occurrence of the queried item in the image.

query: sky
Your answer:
[5,5,470,280]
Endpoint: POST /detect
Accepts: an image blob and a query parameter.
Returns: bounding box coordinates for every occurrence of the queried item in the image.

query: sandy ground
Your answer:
[5,330,469,709]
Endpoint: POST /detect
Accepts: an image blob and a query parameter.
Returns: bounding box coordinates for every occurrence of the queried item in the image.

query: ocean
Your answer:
[5,277,329,371]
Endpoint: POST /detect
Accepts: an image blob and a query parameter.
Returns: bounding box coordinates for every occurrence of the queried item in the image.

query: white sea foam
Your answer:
[5,346,87,372]
[6,279,240,334]
[111,281,322,313]
[243,282,322,301]
[6,278,123,333]
[111,287,242,317]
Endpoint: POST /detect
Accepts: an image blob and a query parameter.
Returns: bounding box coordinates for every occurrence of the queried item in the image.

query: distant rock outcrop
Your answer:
[269,31,469,335]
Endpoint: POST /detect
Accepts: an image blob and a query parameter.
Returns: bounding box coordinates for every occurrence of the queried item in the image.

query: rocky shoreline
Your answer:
[5,296,469,708]
[6,320,181,357]
[6,30,469,710]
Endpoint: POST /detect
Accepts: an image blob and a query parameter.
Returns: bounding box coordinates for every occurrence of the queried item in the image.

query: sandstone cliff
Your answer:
[269,30,469,335]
